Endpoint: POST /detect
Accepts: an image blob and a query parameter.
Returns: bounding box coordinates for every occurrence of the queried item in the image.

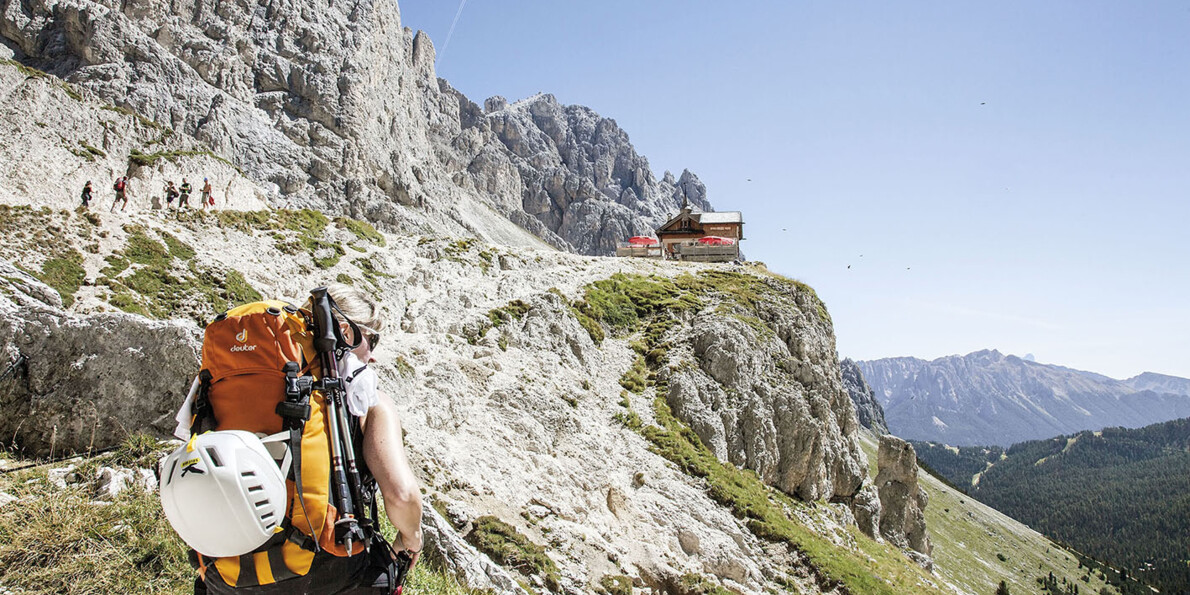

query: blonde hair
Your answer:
[303,283,384,332]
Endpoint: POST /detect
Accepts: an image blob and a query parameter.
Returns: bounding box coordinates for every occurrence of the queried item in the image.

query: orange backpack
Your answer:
[188,300,372,587]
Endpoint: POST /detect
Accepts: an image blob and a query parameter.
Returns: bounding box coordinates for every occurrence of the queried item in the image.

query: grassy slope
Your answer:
[856,432,1114,595]
[0,446,490,595]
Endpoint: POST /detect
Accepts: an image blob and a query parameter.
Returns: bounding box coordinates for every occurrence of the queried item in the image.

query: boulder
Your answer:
[0,258,199,457]
[876,435,932,563]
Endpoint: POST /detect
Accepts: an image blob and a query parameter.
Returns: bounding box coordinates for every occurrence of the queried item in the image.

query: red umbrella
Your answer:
[697,236,735,246]
[628,236,658,245]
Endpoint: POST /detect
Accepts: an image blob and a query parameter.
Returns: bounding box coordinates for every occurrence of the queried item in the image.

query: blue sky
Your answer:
[398,0,1190,379]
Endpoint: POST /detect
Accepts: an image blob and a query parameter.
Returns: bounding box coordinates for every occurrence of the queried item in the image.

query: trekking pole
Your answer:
[0,353,27,384]
[326,296,374,547]
[309,288,366,552]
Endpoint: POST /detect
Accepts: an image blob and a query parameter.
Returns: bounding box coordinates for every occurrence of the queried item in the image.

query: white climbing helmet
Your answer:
[159,430,291,558]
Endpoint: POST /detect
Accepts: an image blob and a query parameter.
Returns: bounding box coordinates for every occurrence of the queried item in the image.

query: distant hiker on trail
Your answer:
[201,178,213,209]
[163,283,421,595]
[110,176,128,212]
[165,181,179,208]
[80,181,92,208]
[179,178,192,209]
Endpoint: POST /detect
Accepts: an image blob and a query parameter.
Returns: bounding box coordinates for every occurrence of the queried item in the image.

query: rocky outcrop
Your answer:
[859,350,1190,446]
[839,358,888,434]
[421,501,530,595]
[876,435,931,565]
[0,258,199,457]
[662,277,867,503]
[0,0,713,254]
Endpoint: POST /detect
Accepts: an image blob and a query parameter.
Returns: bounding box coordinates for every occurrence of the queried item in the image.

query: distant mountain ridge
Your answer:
[856,349,1190,446]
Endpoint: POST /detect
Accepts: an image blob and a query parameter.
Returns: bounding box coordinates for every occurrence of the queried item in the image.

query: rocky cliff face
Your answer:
[0,0,711,254]
[840,357,888,434]
[666,291,865,503]
[858,350,1190,446]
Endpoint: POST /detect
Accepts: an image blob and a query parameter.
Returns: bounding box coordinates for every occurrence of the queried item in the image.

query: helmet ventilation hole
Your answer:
[205,447,224,467]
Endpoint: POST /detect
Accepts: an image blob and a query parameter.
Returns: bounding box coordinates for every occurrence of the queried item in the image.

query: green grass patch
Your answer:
[128,148,238,173]
[619,356,649,394]
[598,574,633,595]
[103,229,261,321]
[201,209,351,270]
[488,300,532,327]
[0,469,190,594]
[353,257,393,287]
[0,449,491,595]
[125,227,171,268]
[100,254,130,278]
[446,238,477,255]
[466,515,560,592]
[678,573,734,595]
[99,104,169,133]
[160,233,195,261]
[36,251,85,307]
[79,142,106,158]
[335,216,386,247]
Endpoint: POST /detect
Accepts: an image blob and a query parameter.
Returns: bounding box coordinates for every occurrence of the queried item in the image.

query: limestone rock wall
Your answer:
[0,62,269,211]
[1,0,714,254]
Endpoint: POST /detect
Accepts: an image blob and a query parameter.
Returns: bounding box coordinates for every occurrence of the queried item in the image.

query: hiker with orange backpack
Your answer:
[162,284,421,594]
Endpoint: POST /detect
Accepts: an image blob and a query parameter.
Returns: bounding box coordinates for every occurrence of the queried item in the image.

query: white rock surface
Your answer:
[1,0,713,254]
[94,465,157,499]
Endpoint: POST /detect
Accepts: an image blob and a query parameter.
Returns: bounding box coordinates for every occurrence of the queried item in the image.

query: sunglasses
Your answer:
[357,325,381,351]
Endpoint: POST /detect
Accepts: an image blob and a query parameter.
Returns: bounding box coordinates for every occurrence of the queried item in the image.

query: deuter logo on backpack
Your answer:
[230,328,256,352]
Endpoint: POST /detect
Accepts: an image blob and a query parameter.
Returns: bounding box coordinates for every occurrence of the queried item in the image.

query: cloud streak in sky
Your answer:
[438,0,469,64]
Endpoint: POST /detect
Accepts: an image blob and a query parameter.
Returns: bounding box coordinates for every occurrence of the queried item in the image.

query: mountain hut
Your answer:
[654,200,744,262]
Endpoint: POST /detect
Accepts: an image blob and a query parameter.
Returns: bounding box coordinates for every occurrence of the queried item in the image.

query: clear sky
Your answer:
[397,0,1190,380]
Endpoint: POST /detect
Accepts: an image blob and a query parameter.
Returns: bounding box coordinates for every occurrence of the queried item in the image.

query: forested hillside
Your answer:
[914,418,1190,594]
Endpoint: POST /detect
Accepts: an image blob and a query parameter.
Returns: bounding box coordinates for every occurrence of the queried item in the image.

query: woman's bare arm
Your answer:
[361,393,423,556]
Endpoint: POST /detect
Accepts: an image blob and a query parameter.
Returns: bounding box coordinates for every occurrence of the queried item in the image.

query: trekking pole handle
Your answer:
[309,287,338,354]
[393,550,414,594]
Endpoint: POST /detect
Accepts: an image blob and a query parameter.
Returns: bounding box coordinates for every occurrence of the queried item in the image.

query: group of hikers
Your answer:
[79,176,216,212]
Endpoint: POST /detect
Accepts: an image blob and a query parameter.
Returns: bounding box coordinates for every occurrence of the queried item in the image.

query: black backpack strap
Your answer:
[275,361,320,553]
[191,370,215,434]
